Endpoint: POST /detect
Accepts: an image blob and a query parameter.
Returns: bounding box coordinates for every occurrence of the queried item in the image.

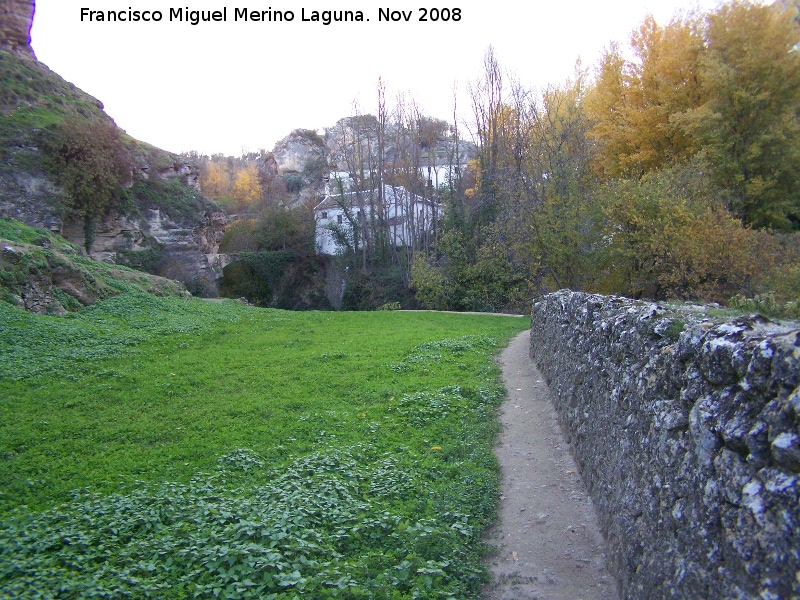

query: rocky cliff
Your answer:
[529,291,800,599]
[0,0,34,57]
[0,0,229,298]
[0,130,229,296]
[273,129,326,175]
[271,129,327,207]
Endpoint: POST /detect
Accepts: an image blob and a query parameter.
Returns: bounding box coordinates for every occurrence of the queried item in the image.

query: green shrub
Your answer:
[115,248,166,275]
[729,293,800,320]
[378,301,402,311]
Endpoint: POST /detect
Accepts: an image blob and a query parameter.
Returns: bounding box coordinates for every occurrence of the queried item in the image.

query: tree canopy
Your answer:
[586,0,800,229]
[40,116,132,252]
[209,0,800,315]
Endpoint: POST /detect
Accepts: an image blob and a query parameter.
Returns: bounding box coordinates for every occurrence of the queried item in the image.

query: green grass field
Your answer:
[0,295,528,598]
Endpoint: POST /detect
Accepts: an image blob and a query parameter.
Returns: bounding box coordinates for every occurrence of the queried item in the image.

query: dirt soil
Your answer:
[482,330,619,600]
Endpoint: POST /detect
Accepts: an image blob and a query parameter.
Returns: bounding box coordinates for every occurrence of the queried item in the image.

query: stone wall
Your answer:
[529,290,800,599]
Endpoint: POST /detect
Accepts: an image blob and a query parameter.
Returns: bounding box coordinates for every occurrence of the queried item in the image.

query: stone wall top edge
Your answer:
[531,290,800,338]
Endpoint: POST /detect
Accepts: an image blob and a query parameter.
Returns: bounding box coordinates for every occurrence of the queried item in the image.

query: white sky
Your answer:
[31,0,726,157]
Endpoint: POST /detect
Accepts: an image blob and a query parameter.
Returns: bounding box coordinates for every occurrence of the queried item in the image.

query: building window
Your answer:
[322,211,328,219]
[337,215,343,224]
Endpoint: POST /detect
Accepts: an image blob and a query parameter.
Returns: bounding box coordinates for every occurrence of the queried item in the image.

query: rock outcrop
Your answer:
[273,129,325,174]
[60,206,229,297]
[0,0,34,57]
[529,291,800,599]
[271,129,327,206]
[0,168,63,232]
[0,151,229,296]
[1,237,187,315]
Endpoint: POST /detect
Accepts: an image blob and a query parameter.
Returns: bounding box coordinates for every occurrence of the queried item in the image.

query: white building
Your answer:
[314,176,440,255]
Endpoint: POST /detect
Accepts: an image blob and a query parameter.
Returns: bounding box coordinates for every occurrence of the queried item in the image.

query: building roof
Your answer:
[314,184,439,213]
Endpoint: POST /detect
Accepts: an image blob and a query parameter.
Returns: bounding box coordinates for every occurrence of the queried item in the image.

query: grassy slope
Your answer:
[0,219,187,310]
[0,295,528,597]
[0,49,107,172]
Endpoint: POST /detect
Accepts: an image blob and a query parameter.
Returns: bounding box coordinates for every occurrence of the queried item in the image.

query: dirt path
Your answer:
[482,330,618,600]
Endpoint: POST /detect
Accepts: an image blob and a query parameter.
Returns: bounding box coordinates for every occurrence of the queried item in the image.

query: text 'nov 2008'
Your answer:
[79,7,464,26]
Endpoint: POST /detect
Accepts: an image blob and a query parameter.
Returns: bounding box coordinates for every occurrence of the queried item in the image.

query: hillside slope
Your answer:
[0,23,228,297]
[1,218,187,314]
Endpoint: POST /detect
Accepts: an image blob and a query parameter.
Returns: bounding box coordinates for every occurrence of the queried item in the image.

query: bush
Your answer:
[595,165,768,302]
[342,265,413,311]
[115,248,165,275]
[729,293,800,320]
[751,231,800,303]
[410,254,451,310]
[283,173,304,194]
[220,206,314,255]
[220,251,328,309]
[39,116,133,252]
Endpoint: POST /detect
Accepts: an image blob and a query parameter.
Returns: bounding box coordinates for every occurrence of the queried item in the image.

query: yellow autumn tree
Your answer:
[200,161,231,202]
[584,44,627,179]
[624,15,705,170]
[585,14,705,179]
[229,165,263,212]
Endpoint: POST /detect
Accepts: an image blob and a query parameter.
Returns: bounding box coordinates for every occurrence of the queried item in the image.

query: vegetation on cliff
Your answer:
[0,218,187,313]
[0,48,219,252]
[39,115,132,252]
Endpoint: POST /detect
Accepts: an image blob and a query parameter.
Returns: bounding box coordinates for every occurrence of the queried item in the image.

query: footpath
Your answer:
[482,330,619,600]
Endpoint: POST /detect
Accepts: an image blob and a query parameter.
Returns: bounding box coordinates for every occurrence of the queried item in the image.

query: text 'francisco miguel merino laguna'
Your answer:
[80,7,463,25]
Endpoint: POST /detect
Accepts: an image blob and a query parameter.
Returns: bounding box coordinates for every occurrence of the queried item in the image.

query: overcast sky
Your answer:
[31,0,731,157]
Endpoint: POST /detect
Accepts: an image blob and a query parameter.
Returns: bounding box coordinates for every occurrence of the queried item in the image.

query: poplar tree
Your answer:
[585,15,705,179]
[675,0,800,229]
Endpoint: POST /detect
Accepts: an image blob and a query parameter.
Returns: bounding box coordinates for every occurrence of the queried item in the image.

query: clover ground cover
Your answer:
[0,295,527,598]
